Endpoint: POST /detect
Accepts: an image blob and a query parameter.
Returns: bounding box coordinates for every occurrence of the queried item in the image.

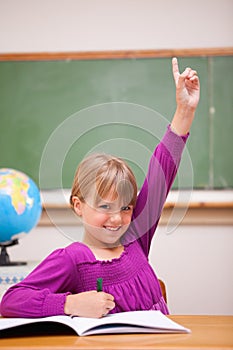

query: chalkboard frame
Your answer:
[0,47,232,191]
[0,47,232,62]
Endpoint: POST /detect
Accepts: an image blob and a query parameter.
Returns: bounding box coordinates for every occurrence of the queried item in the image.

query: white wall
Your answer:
[0,0,232,53]
[151,225,233,315]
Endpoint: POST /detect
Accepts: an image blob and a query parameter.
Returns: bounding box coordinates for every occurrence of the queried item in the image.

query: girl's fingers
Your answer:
[172,57,180,84]
[106,300,115,310]
[189,75,199,83]
[180,68,198,85]
[101,292,114,301]
[180,67,192,78]
[188,70,197,78]
[172,58,198,83]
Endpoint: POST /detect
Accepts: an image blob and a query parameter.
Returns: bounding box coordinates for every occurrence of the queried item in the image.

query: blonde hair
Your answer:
[70,153,137,209]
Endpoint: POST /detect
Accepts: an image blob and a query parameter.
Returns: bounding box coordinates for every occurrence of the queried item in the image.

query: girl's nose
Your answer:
[109,211,122,224]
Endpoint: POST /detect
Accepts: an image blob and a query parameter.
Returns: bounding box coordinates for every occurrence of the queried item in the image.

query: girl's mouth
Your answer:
[104,226,121,231]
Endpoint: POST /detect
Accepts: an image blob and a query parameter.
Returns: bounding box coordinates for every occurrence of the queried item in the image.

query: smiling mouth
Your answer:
[104,226,121,232]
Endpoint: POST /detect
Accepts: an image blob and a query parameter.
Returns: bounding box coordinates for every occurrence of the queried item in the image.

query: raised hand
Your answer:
[171,57,200,135]
[64,291,115,318]
[172,57,200,111]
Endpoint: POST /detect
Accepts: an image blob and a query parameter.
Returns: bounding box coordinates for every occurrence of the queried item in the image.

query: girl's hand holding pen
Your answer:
[64,291,115,318]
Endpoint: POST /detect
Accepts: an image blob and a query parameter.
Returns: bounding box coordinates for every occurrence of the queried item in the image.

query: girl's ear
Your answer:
[72,196,83,216]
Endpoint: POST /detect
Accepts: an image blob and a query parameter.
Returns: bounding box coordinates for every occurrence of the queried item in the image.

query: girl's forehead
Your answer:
[87,187,126,205]
[96,188,119,202]
[84,176,136,206]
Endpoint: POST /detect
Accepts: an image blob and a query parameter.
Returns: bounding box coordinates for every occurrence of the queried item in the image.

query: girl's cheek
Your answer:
[95,212,109,222]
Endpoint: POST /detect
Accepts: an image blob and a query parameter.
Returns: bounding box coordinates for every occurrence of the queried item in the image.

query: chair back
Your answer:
[158,279,167,303]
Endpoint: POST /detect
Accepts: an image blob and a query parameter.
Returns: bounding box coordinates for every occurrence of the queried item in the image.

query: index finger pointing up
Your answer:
[172,57,180,85]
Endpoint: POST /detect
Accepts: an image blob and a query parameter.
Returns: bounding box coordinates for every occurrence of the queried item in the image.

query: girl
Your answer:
[0,58,200,318]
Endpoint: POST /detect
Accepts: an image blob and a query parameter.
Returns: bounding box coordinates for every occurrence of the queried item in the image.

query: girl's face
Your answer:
[73,194,133,248]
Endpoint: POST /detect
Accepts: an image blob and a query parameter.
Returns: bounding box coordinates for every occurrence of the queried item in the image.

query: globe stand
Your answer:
[0,239,26,266]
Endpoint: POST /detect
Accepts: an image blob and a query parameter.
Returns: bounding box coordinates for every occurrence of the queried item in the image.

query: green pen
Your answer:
[97,278,103,292]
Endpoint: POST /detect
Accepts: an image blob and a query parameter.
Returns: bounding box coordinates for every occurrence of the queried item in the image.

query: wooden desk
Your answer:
[0,315,233,349]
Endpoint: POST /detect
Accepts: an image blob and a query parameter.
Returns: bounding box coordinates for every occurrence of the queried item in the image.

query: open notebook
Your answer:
[0,310,190,337]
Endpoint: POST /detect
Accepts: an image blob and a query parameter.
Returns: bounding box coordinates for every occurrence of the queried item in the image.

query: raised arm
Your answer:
[124,58,200,255]
[171,57,200,135]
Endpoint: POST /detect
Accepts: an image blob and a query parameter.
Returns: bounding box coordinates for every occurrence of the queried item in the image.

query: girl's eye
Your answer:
[121,206,132,211]
[98,204,110,210]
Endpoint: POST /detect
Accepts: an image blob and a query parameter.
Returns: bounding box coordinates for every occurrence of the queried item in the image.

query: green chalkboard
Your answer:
[0,56,232,189]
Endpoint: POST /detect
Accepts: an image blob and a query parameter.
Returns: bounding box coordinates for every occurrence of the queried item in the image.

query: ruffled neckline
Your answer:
[76,241,130,264]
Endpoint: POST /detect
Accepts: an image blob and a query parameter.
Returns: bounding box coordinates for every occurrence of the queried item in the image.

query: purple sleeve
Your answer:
[0,248,77,318]
[124,125,189,256]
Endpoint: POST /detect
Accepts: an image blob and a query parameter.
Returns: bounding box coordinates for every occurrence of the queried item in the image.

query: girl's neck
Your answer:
[82,240,124,261]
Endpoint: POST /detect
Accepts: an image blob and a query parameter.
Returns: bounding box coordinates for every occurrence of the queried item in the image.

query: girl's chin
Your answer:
[102,237,122,246]
[99,236,123,247]
[84,226,127,246]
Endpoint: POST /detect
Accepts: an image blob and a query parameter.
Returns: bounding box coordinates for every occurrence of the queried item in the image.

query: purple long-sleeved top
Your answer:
[0,126,188,318]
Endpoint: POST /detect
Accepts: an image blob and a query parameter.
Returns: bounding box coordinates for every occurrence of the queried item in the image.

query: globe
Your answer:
[0,168,42,264]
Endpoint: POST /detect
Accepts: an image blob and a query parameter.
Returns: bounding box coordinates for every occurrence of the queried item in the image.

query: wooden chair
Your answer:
[158,279,167,303]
